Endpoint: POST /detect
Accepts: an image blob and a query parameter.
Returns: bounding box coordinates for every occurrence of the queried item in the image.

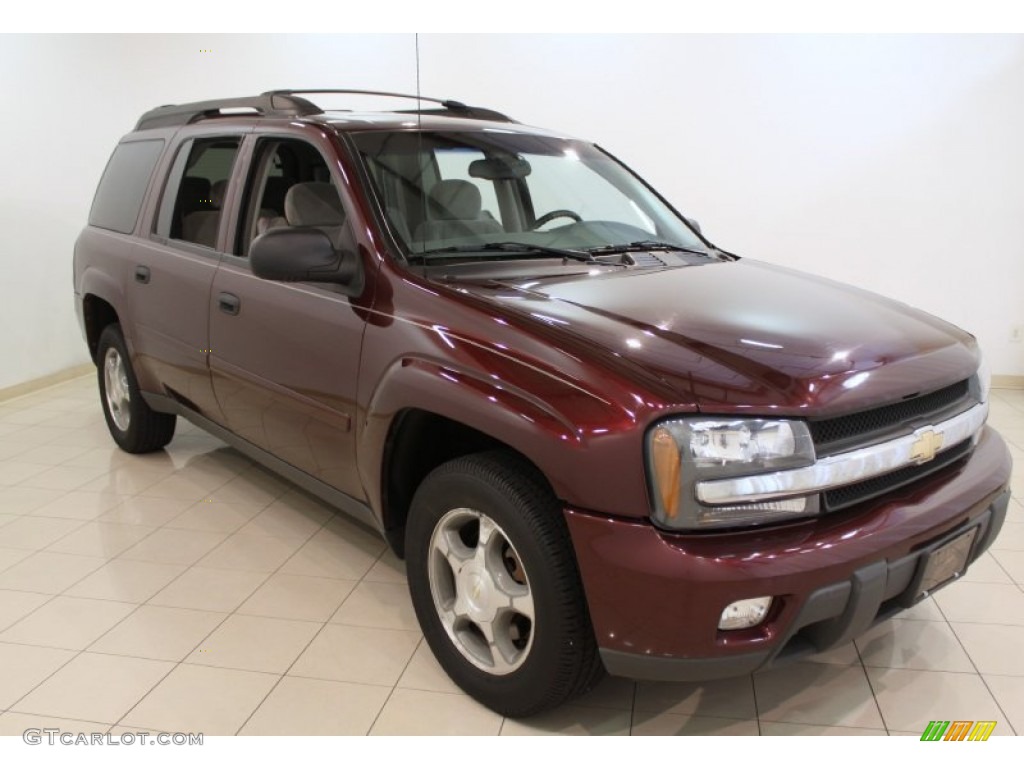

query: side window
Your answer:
[434,148,501,222]
[236,138,356,258]
[89,140,164,234]
[154,137,241,249]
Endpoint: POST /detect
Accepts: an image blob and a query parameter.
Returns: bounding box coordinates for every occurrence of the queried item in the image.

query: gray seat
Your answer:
[256,209,287,237]
[281,181,349,249]
[414,179,503,242]
[181,179,227,248]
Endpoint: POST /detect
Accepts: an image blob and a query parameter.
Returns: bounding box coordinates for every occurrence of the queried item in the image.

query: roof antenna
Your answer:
[414,33,426,264]
[415,33,422,120]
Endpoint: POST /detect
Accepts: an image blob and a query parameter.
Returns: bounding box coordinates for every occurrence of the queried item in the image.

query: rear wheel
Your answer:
[96,324,176,453]
[406,451,603,717]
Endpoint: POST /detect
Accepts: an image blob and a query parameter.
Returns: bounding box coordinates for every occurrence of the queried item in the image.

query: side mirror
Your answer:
[250,228,360,288]
[685,217,702,235]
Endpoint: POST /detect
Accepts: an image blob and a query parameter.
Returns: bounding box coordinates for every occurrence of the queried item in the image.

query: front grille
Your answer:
[809,379,972,456]
[823,438,973,511]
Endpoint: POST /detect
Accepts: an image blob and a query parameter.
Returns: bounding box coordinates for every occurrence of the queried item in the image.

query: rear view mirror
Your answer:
[685,217,702,235]
[250,227,360,289]
[469,156,532,180]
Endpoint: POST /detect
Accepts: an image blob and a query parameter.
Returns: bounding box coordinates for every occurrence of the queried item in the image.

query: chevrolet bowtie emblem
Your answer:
[910,429,944,464]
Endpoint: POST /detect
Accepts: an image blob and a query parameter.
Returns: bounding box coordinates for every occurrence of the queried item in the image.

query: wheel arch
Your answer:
[82,294,120,363]
[377,408,558,556]
[79,267,127,362]
[362,356,582,556]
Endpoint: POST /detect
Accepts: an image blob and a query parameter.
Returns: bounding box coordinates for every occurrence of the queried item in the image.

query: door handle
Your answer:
[218,292,240,315]
[134,265,151,284]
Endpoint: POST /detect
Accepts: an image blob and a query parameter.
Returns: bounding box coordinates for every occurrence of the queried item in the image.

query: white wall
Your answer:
[0,33,417,390]
[420,34,1024,378]
[1,34,1022,391]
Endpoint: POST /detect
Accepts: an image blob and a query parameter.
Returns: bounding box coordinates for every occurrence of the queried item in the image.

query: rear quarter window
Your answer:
[88,139,164,234]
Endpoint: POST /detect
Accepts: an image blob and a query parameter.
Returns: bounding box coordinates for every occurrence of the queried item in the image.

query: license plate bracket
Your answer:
[914,527,978,599]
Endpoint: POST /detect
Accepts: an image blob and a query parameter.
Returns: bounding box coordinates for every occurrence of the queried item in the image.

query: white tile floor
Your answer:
[0,375,1022,736]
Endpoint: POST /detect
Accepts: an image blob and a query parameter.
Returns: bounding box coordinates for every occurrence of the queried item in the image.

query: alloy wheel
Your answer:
[427,507,535,675]
[103,347,131,431]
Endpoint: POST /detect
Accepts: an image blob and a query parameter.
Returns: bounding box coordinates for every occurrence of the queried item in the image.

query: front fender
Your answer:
[358,351,650,522]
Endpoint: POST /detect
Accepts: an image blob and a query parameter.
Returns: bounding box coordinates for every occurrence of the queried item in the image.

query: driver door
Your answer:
[208,133,372,499]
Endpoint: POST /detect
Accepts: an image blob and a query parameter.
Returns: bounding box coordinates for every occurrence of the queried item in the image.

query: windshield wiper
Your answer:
[417,242,597,263]
[586,240,711,257]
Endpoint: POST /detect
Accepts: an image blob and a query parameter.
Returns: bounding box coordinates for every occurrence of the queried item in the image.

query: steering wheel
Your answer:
[531,209,583,229]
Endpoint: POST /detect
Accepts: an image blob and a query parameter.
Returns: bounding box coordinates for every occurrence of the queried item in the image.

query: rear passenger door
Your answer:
[129,130,246,421]
[208,132,372,500]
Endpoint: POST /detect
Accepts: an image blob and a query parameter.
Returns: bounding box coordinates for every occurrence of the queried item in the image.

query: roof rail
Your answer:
[134,89,516,131]
[134,93,320,131]
[262,89,516,122]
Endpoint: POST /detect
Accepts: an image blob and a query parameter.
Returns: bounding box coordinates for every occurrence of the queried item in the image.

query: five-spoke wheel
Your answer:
[96,324,176,453]
[103,346,132,432]
[406,451,603,717]
[428,508,534,675]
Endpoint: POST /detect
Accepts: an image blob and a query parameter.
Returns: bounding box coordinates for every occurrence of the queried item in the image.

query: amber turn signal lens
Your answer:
[651,427,682,518]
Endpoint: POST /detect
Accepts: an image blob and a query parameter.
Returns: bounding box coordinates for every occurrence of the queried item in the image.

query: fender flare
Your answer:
[78,266,129,352]
[358,354,618,520]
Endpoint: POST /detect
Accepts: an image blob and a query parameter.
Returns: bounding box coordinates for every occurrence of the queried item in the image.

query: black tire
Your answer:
[405,451,604,717]
[96,324,176,453]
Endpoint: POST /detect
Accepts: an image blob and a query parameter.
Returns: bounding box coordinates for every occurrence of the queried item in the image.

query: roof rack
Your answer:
[134,93,319,131]
[135,89,515,131]
[265,89,516,123]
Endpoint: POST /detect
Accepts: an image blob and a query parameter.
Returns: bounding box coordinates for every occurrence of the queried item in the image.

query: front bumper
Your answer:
[565,426,1012,681]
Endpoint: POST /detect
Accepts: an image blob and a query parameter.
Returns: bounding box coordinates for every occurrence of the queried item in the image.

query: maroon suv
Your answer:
[74,89,1012,716]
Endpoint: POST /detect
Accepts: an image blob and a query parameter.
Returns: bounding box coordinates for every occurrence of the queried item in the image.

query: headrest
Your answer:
[284,182,346,227]
[429,179,482,221]
[209,179,228,209]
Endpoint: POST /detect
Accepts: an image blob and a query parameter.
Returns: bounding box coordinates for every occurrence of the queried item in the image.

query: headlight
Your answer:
[647,417,818,530]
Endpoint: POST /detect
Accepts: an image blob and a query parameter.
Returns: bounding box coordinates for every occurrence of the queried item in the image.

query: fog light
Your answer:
[719,597,773,630]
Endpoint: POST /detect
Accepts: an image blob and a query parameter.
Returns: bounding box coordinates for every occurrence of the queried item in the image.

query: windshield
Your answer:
[348,130,706,259]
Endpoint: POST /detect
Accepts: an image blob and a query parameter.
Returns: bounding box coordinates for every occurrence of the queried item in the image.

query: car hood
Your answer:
[448,259,978,416]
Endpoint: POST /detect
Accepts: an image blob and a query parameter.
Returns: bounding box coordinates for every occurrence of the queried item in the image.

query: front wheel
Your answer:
[96,324,176,453]
[405,451,603,717]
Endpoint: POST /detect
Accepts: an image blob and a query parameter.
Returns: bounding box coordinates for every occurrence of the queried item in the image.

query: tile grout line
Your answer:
[228,511,362,736]
[1,497,243,726]
[938,603,1020,737]
[238,572,409,737]
[985,549,1017,585]
[1,445,295,731]
[113,486,330,735]
[851,637,890,735]
[750,673,762,736]
[363,634,429,736]
[294,550,420,736]
[134,472,391,733]
[108,537,292,738]
[626,678,637,736]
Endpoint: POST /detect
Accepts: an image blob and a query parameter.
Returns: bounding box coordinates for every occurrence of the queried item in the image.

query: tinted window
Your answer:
[88,140,164,234]
[235,137,351,257]
[154,137,241,249]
